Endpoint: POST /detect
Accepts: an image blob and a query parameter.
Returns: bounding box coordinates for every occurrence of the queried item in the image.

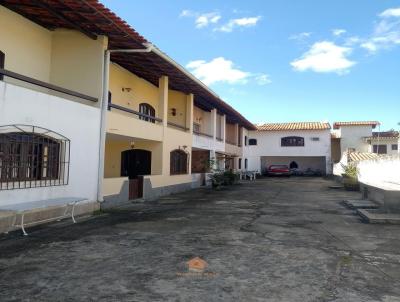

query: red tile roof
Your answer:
[257,122,331,131]
[0,0,256,129]
[348,152,379,162]
[333,121,380,129]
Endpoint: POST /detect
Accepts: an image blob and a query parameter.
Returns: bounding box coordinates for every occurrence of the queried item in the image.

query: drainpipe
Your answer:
[97,45,153,203]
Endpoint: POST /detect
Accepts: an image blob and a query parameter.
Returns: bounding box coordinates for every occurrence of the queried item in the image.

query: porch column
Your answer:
[159,75,169,175]
[221,115,226,143]
[234,123,239,145]
[186,93,194,134]
[211,108,217,141]
[158,76,168,128]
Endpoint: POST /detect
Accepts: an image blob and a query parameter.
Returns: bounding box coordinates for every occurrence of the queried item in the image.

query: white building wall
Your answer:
[368,139,399,155]
[358,155,400,190]
[339,125,373,153]
[0,82,101,206]
[244,129,332,173]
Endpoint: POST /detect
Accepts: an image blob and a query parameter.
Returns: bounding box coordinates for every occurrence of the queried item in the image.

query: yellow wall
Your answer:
[50,30,107,101]
[109,63,160,116]
[193,106,212,134]
[0,6,106,102]
[168,89,187,127]
[226,123,236,143]
[104,139,163,178]
[0,6,52,82]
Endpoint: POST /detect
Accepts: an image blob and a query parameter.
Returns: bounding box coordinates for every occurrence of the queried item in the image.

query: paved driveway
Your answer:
[1,178,400,302]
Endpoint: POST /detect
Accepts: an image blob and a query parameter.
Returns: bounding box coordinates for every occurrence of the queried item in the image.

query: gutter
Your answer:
[97,46,153,203]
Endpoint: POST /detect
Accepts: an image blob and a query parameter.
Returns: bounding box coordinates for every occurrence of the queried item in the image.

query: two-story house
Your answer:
[244,122,332,175]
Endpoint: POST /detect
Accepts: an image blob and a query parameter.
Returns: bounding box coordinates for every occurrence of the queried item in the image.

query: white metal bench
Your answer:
[0,197,87,235]
[239,171,258,181]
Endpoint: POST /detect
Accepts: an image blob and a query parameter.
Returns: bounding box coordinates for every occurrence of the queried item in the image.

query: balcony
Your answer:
[0,68,98,103]
[107,103,163,141]
[225,140,242,156]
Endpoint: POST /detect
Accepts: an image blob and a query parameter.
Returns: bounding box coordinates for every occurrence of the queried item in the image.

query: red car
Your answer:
[267,165,291,177]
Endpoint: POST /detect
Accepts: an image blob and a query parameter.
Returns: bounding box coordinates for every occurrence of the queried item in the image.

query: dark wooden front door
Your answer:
[121,149,151,199]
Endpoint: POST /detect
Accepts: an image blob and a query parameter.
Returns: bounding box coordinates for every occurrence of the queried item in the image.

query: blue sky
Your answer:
[101,0,400,130]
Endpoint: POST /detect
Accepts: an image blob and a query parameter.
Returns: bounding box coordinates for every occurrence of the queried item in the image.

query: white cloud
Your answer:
[215,16,261,32]
[379,7,400,18]
[255,74,272,85]
[179,10,194,17]
[361,7,400,53]
[186,57,249,85]
[289,32,312,41]
[332,28,347,36]
[290,41,356,74]
[186,57,270,86]
[195,12,221,28]
[180,10,221,28]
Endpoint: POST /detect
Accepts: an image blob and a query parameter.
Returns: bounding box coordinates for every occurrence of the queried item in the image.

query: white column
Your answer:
[186,93,194,134]
[211,108,217,140]
[158,76,168,128]
[159,75,169,175]
[221,115,226,143]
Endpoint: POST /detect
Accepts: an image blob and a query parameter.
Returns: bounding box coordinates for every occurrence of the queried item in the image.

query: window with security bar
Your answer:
[0,125,70,190]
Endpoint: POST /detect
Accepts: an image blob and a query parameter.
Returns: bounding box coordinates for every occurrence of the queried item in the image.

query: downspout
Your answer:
[97,45,153,203]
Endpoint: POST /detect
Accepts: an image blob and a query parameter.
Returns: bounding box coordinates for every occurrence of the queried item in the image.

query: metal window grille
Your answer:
[281,136,305,147]
[0,125,70,190]
[170,149,188,175]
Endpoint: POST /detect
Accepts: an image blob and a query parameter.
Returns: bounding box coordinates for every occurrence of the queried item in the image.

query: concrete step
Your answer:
[357,209,400,224]
[342,199,379,209]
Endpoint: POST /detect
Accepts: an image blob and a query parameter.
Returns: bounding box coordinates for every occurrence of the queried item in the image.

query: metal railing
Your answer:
[193,130,213,138]
[0,68,98,102]
[108,103,163,123]
[167,121,190,131]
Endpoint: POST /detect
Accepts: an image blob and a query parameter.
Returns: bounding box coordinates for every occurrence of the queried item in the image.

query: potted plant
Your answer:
[341,164,360,191]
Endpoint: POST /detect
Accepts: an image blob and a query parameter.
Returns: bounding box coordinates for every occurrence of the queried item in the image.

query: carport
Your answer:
[261,156,327,175]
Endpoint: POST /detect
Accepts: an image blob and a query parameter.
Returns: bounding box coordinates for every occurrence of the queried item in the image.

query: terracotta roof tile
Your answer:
[333,121,380,129]
[348,152,379,162]
[257,122,331,131]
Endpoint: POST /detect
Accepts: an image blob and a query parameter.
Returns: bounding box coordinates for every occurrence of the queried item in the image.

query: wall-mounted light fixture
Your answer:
[130,141,135,149]
[170,108,177,116]
[122,87,132,92]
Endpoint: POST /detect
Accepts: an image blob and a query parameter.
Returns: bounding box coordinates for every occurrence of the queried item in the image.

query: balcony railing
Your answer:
[167,121,190,131]
[108,103,163,123]
[0,68,98,102]
[225,139,238,146]
[193,130,213,138]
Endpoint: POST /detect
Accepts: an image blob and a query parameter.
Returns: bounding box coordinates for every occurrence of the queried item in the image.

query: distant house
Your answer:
[331,121,380,162]
[364,131,399,155]
[244,122,332,175]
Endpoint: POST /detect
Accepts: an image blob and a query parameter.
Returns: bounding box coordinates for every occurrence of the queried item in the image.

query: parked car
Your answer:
[267,165,291,177]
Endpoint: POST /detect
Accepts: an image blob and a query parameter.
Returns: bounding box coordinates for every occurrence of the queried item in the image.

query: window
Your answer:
[311,137,320,141]
[0,125,70,190]
[245,136,248,146]
[281,136,304,147]
[392,144,398,151]
[248,139,257,146]
[0,51,4,81]
[245,158,248,170]
[193,123,201,133]
[238,158,242,169]
[170,149,188,175]
[373,144,387,154]
[139,103,156,123]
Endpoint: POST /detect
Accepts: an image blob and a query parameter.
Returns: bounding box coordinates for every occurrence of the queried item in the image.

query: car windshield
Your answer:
[270,165,288,169]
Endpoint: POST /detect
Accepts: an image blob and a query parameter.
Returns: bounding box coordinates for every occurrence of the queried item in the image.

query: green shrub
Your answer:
[341,164,358,179]
[210,170,239,189]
